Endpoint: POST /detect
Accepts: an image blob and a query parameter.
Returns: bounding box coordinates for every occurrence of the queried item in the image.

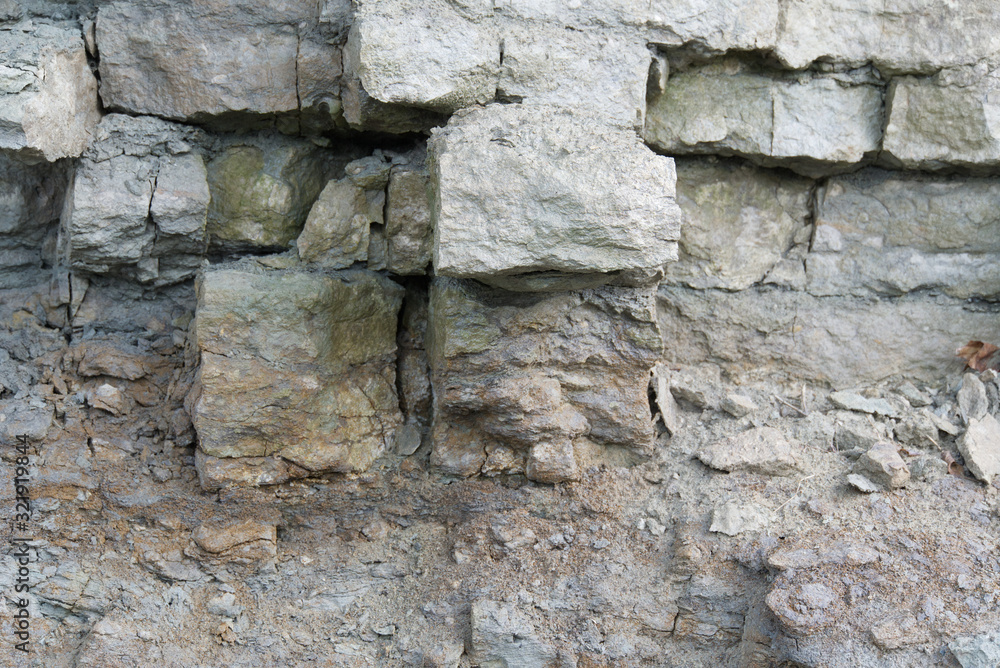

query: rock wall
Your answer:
[2,1,1000,666]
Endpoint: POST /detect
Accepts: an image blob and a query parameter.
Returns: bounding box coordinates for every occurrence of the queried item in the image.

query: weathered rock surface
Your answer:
[658,286,1000,387]
[697,426,804,476]
[774,0,1000,74]
[428,278,662,480]
[430,104,681,284]
[883,66,1000,171]
[347,0,498,114]
[188,262,403,478]
[97,0,341,126]
[809,169,1000,299]
[60,115,209,285]
[951,632,1000,668]
[665,158,812,290]
[385,159,432,275]
[958,415,1000,484]
[498,23,649,128]
[206,134,346,251]
[0,21,101,162]
[0,155,67,287]
[958,373,990,424]
[471,600,558,667]
[645,61,883,176]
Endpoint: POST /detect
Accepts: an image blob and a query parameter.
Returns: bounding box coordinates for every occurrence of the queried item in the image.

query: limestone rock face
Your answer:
[665,158,812,290]
[188,262,404,476]
[774,0,1000,74]
[498,23,649,128]
[348,0,499,114]
[206,134,345,252]
[882,66,1000,171]
[658,286,1000,387]
[60,115,209,286]
[429,104,681,285]
[0,21,101,162]
[428,278,663,481]
[645,61,883,176]
[808,169,1000,299]
[97,0,341,124]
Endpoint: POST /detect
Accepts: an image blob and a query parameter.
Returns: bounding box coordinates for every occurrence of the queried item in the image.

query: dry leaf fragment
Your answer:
[956,340,999,372]
[942,451,964,477]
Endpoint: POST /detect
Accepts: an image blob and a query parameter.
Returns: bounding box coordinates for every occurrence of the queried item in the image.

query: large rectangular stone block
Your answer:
[0,22,101,162]
[658,286,1000,388]
[347,0,499,114]
[882,67,1000,170]
[428,278,663,482]
[429,104,681,285]
[644,61,883,177]
[188,263,403,477]
[774,0,1000,74]
[807,169,1000,299]
[664,158,813,291]
[97,0,340,125]
[61,115,209,286]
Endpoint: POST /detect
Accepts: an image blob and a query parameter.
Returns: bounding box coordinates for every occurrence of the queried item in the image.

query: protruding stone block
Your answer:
[189,262,404,477]
[882,67,1000,171]
[347,0,499,114]
[0,22,101,162]
[430,104,681,285]
[428,278,662,481]
[645,61,883,176]
[97,1,307,121]
[61,115,208,285]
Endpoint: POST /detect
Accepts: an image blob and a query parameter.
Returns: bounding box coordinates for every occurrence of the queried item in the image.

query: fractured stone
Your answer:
[645,61,883,177]
[188,261,403,478]
[0,21,101,162]
[428,277,662,481]
[430,104,680,284]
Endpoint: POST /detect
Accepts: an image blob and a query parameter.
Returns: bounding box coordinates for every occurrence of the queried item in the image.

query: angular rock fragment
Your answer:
[958,415,1000,484]
[194,450,310,492]
[855,442,910,489]
[808,169,1000,299]
[666,158,812,290]
[645,60,883,176]
[471,600,558,667]
[430,104,679,287]
[709,501,769,536]
[428,278,662,481]
[0,21,101,162]
[698,426,804,476]
[846,473,881,493]
[958,373,989,424]
[192,518,277,562]
[883,67,1000,170]
[61,115,209,285]
[188,262,404,479]
[347,0,499,114]
[828,391,903,418]
[774,0,1000,74]
[950,632,1000,668]
[297,178,380,268]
